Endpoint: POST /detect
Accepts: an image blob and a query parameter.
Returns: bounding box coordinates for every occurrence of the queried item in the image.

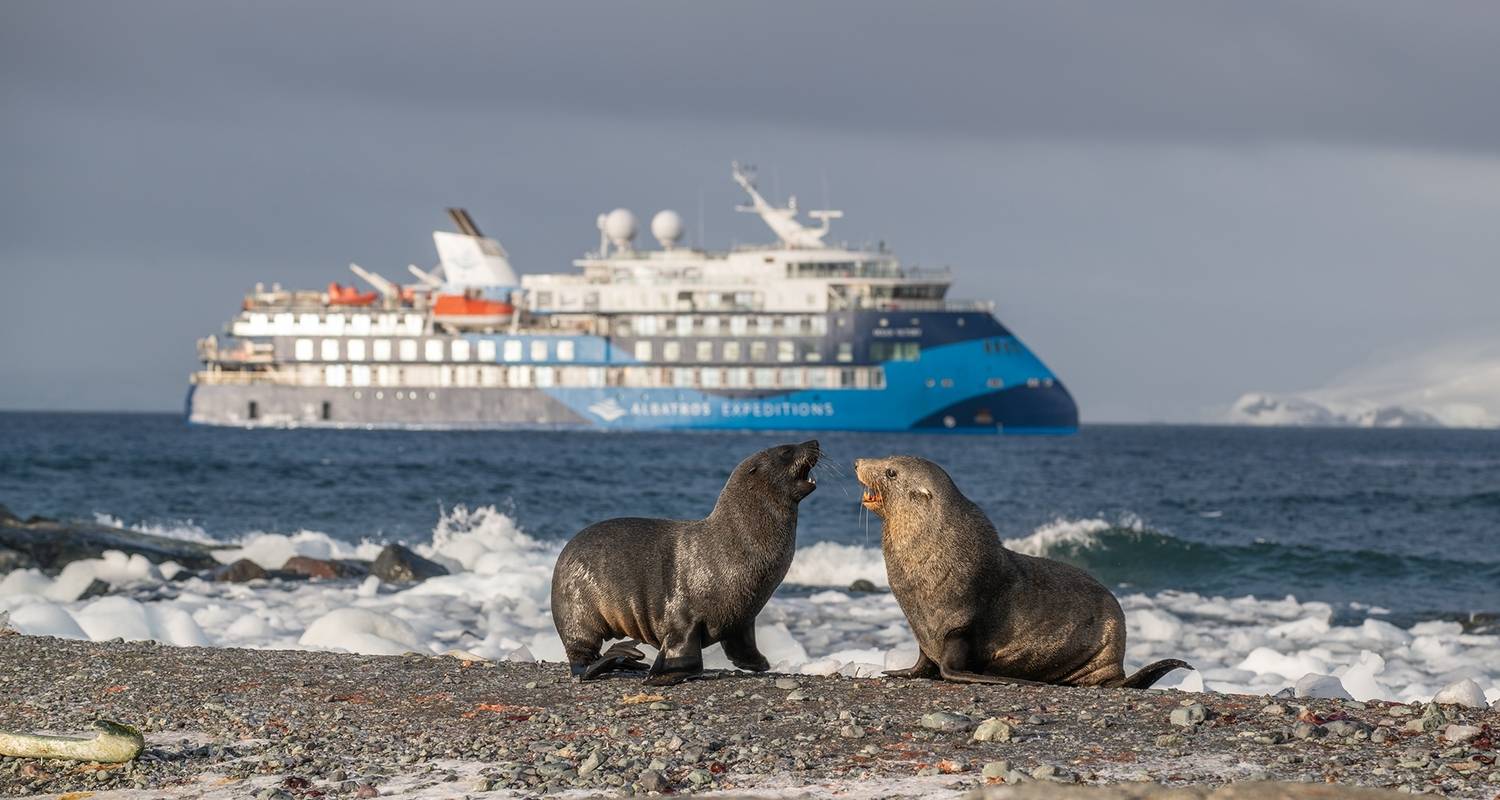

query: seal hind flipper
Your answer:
[883,650,939,679]
[578,641,649,681]
[1112,658,1192,689]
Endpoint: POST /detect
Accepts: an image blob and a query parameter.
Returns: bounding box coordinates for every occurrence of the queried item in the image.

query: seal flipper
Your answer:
[1113,658,1192,689]
[577,641,650,681]
[933,631,1045,686]
[883,650,939,679]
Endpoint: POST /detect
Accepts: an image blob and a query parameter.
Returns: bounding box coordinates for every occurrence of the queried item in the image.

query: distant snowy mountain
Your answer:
[1228,393,1443,428]
[1225,334,1500,429]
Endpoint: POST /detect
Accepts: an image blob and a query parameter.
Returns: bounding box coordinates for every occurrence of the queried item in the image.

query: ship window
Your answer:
[755,316,775,335]
[373,339,392,361]
[636,316,658,336]
[347,339,366,361]
[424,340,444,362]
[986,377,1005,389]
[870,342,920,362]
[300,313,321,332]
[696,341,713,362]
[503,340,522,362]
[399,339,418,361]
[376,365,394,386]
[727,368,750,388]
[662,341,681,362]
[294,338,314,361]
[940,378,954,388]
[325,365,346,387]
[478,340,496,361]
[404,314,424,335]
[352,365,371,386]
[634,341,652,361]
[776,341,795,363]
[326,314,346,334]
[749,341,768,362]
[701,316,721,335]
[512,366,533,387]
[840,369,855,388]
[321,401,332,420]
[753,368,775,388]
[836,342,853,363]
[810,317,828,335]
[535,367,554,387]
[452,340,471,362]
[702,368,722,389]
[779,368,803,388]
[557,340,575,361]
[729,316,748,336]
[529,340,547,361]
[673,368,694,387]
[809,368,832,388]
[677,315,694,334]
[247,401,259,420]
[351,315,371,335]
[872,368,886,389]
[321,339,339,360]
[723,341,742,361]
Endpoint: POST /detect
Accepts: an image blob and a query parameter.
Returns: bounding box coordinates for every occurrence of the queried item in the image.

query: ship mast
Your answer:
[731,162,842,249]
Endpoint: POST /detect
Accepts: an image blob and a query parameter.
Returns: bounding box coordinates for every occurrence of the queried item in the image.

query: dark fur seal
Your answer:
[855,455,1189,688]
[552,440,820,685]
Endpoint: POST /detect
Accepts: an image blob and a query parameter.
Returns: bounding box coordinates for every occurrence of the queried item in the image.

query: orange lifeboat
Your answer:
[326,282,379,306]
[432,291,514,327]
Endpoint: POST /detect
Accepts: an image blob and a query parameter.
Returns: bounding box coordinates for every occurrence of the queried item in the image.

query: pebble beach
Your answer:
[2,635,1496,799]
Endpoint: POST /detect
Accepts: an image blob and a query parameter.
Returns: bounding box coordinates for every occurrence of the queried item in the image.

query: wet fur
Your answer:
[857,456,1189,688]
[551,441,819,684]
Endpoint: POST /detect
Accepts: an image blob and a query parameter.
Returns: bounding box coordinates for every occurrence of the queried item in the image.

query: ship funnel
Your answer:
[447,208,483,238]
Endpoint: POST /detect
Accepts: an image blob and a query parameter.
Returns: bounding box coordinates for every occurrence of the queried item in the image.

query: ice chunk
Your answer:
[1432,678,1489,709]
[1336,651,1392,702]
[8,602,87,639]
[1127,608,1183,641]
[299,608,421,656]
[1295,673,1353,700]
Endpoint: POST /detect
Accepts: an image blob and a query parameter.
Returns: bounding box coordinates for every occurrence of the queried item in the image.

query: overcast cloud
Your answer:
[3,1,1499,421]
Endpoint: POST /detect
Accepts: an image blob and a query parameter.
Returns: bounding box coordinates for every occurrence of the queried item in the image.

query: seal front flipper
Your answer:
[578,641,650,681]
[883,650,939,679]
[720,623,771,672]
[934,632,1045,686]
[643,630,705,686]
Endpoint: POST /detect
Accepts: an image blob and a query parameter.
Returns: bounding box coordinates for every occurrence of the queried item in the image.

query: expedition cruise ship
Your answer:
[187,165,1078,433]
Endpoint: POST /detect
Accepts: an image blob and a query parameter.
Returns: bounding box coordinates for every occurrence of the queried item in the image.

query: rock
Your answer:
[0,510,223,572]
[371,544,448,583]
[981,760,1011,779]
[0,545,36,572]
[1260,703,1288,716]
[648,701,675,711]
[839,725,865,738]
[578,751,601,776]
[1169,703,1209,727]
[785,690,808,701]
[848,579,878,593]
[1432,678,1490,709]
[1294,673,1353,700]
[919,712,975,732]
[78,578,112,599]
[773,677,800,690]
[638,769,667,793]
[1442,724,1482,743]
[972,718,1015,742]
[686,769,711,786]
[214,559,268,582]
[1155,734,1185,747]
[1291,721,1327,740]
[1370,727,1391,744]
[1323,719,1372,737]
[281,556,369,580]
[1029,764,1075,783]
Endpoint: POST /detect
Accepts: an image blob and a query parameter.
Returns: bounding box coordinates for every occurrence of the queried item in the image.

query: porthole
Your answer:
[376,391,384,400]
[943,415,957,428]
[428,391,437,400]
[396,391,405,399]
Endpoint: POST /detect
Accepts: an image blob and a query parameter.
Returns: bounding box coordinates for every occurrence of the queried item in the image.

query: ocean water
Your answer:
[2,412,1497,703]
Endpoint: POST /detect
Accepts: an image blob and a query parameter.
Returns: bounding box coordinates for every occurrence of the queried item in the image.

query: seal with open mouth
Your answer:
[551,440,820,685]
[856,455,1190,688]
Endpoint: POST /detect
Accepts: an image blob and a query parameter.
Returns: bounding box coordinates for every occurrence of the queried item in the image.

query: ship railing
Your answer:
[851,298,995,312]
[191,369,302,386]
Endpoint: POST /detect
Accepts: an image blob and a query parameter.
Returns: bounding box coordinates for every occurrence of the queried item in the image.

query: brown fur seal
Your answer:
[552,440,820,685]
[855,455,1189,688]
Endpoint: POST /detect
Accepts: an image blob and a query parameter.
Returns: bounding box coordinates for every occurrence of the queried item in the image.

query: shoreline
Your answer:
[2,636,1496,798]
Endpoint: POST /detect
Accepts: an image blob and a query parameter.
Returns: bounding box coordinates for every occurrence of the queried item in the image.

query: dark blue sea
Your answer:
[2,412,1496,625]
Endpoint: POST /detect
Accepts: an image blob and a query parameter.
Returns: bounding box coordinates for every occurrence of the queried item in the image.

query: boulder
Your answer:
[214,559,268,583]
[0,508,223,573]
[281,556,370,580]
[371,544,448,583]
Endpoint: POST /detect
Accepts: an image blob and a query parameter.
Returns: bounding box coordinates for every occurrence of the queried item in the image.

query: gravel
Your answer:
[1,635,1497,798]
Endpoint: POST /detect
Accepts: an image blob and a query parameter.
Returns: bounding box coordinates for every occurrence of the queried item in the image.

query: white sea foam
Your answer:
[3,507,1497,704]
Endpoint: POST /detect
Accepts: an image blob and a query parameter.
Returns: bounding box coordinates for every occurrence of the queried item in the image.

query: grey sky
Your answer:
[4,1,1499,421]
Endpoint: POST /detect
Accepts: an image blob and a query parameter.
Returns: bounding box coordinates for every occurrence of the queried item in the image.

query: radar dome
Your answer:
[651,210,685,249]
[603,208,637,249]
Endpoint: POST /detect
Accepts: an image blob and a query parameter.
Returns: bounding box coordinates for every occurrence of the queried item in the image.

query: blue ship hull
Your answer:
[188,310,1078,434]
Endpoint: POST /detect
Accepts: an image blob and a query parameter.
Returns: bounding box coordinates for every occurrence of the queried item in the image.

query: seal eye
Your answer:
[885,467,897,479]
